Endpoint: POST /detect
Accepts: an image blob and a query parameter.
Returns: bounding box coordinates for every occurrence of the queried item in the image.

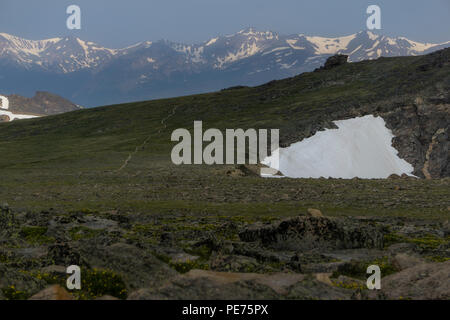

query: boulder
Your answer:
[0,115,10,122]
[29,285,73,300]
[307,208,324,218]
[315,273,333,286]
[78,242,177,290]
[40,265,67,277]
[47,243,84,266]
[379,261,450,300]
[128,270,308,300]
[239,216,385,250]
[391,253,425,270]
[323,55,348,70]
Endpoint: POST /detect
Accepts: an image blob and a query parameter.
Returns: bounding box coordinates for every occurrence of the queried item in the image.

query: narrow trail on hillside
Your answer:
[116,105,178,172]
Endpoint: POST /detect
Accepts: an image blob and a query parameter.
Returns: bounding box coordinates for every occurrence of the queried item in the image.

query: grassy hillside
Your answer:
[0,50,448,218]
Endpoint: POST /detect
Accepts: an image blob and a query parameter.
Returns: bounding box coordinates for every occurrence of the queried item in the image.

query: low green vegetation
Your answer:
[1,285,30,300]
[69,226,102,241]
[76,269,127,300]
[384,233,449,250]
[427,256,450,263]
[169,260,210,274]
[19,226,54,245]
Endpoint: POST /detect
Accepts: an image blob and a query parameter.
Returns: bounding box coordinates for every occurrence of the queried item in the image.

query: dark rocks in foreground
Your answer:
[239,216,385,250]
[0,205,449,300]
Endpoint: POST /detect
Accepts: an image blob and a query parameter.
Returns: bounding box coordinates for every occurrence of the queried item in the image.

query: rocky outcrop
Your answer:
[239,216,385,250]
[127,270,352,300]
[382,98,449,178]
[319,54,349,70]
[29,285,73,300]
[377,261,450,300]
[422,128,448,179]
[2,91,81,116]
[281,48,450,178]
[78,242,178,290]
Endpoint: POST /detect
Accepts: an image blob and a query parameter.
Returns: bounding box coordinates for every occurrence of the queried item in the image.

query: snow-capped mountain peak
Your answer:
[305,34,357,54]
[237,28,279,40]
[0,29,449,106]
[0,33,120,72]
[0,33,61,55]
[1,30,448,74]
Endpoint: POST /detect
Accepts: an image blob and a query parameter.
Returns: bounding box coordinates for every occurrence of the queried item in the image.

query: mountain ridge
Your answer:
[2,29,449,72]
[1,29,449,106]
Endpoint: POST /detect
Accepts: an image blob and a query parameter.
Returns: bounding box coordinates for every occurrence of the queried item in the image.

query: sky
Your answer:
[0,0,449,48]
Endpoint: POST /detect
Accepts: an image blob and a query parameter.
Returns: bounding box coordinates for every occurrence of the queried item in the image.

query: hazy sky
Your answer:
[1,0,449,48]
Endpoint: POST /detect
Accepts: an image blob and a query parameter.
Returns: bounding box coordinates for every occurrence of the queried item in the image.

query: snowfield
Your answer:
[261,115,415,179]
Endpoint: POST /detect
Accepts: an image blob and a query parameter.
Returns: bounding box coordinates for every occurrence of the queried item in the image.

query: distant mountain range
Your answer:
[1,28,449,107]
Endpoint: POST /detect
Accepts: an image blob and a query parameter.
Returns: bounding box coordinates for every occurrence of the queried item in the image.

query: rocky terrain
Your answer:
[0,201,448,300]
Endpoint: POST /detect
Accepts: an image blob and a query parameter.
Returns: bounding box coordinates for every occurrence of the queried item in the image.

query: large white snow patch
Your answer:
[262,115,415,179]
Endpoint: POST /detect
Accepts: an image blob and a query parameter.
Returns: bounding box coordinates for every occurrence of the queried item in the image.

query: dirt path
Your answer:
[116,105,178,172]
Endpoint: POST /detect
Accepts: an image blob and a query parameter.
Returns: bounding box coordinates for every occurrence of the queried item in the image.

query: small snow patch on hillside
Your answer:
[261,115,415,179]
[0,109,39,121]
[0,95,40,121]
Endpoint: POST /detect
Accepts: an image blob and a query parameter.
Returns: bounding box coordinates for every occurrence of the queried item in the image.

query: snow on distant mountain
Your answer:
[3,29,447,73]
[0,29,448,106]
[0,33,119,72]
